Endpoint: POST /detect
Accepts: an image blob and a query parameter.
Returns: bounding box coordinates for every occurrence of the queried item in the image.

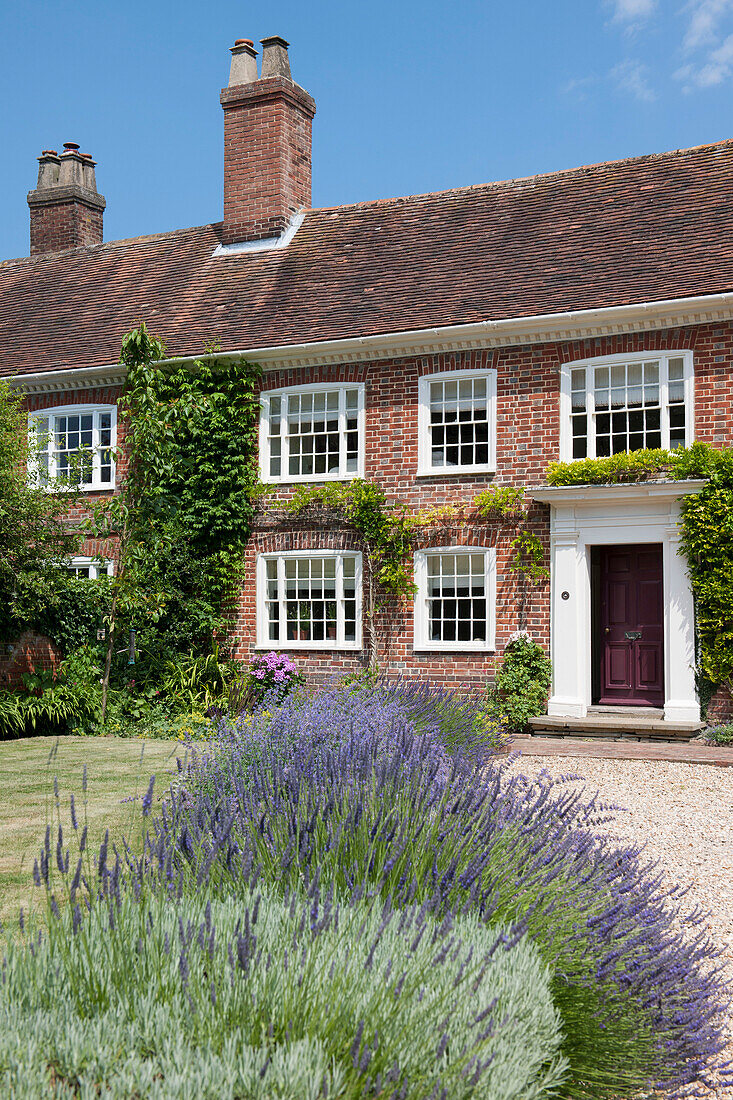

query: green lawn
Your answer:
[0,736,186,926]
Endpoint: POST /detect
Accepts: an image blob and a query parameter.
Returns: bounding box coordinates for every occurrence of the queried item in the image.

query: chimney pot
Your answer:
[229,38,258,86]
[36,150,60,190]
[260,36,291,79]
[58,143,85,188]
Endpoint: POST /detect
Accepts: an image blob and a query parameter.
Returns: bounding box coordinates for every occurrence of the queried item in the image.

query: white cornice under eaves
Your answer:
[5,291,733,392]
[5,366,126,395]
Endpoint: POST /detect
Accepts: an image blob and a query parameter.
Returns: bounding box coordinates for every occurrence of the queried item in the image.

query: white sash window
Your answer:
[417,369,497,475]
[256,551,362,649]
[260,383,365,483]
[29,404,117,491]
[413,547,496,651]
[561,351,694,461]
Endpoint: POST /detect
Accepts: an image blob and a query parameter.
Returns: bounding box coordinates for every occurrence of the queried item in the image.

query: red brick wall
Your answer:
[706,685,733,725]
[0,632,61,688]
[18,320,733,695]
[225,322,733,689]
[29,198,104,256]
[24,386,124,567]
[220,77,315,244]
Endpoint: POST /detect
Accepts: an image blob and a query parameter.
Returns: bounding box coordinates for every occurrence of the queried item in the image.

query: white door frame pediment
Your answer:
[528,481,706,723]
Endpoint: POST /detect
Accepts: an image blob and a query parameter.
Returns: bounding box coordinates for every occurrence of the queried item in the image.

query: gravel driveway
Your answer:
[507,752,733,1098]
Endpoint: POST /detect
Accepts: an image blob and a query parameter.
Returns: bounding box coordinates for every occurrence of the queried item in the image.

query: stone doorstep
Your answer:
[527,713,704,743]
[512,735,732,767]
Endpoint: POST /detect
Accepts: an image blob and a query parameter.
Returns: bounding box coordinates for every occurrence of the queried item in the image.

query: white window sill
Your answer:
[254,641,363,651]
[416,466,496,479]
[412,644,496,654]
[35,482,116,494]
[260,472,362,486]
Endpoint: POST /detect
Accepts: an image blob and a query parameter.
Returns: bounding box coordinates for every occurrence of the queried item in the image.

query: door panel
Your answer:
[597,544,664,706]
[606,643,632,689]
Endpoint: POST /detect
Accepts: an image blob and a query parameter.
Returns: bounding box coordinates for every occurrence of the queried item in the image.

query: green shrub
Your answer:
[0,647,102,738]
[1,891,566,1099]
[161,647,243,713]
[31,571,112,655]
[546,448,673,486]
[489,634,552,731]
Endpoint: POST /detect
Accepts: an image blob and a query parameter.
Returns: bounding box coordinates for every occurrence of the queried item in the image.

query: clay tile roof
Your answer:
[2,139,733,376]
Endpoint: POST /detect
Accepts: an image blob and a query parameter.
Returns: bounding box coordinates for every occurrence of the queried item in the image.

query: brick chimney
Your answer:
[220,36,316,244]
[27,142,106,255]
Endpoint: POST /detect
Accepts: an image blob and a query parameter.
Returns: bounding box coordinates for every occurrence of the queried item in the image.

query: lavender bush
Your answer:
[202,677,508,797]
[166,715,730,1099]
[14,681,733,1097]
[1,884,565,1098]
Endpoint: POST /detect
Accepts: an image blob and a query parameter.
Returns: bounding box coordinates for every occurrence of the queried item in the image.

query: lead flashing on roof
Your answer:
[212,212,305,257]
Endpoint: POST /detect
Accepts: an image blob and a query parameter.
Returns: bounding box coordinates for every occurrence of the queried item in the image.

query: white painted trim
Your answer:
[64,556,114,579]
[528,480,706,505]
[558,349,695,462]
[212,213,306,257]
[259,381,365,484]
[28,403,117,492]
[412,545,496,652]
[532,481,704,723]
[5,291,733,391]
[416,368,497,477]
[256,549,363,650]
[7,367,126,395]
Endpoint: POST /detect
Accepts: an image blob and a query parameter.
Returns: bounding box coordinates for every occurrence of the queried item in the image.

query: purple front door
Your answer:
[598,544,664,706]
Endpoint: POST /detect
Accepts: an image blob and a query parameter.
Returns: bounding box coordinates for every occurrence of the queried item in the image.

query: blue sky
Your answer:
[0,0,730,260]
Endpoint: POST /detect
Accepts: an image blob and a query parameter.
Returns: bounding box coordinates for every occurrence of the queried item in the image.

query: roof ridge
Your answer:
[0,222,222,268]
[308,137,733,215]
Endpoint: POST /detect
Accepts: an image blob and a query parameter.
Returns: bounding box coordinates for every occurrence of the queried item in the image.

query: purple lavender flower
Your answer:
[142,775,156,817]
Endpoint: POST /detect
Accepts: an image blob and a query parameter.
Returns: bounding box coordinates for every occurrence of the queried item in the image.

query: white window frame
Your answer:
[64,556,114,579]
[28,403,117,491]
[417,368,497,476]
[259,382,366,484]
[559,350,694,462]
[256,549,363,650]
[413,545,496,652]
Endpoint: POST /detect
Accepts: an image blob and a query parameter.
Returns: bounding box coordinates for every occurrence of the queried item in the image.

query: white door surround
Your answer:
[529,481,706,723]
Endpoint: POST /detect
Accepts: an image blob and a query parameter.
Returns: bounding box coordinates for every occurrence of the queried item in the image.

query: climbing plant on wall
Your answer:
[0,380,81,641]
[270,479,548,667]
[92,325,262,716]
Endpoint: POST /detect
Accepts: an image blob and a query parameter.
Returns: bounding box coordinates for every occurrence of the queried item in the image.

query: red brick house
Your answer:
[2,35,732,728]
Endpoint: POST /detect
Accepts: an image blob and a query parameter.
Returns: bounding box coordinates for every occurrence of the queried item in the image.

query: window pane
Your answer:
[591,360,667,456]
[271,554,358,645]
[428,375,491,469]
[426,552,487,644]
[282,389,350,478]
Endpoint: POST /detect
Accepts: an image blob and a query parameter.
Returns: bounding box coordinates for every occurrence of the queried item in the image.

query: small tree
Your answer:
[92,324,170,720]
[0,381,80,641]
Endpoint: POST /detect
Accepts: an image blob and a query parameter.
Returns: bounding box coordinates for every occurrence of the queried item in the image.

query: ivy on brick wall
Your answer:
[547,442,733,696]
[92,325,262,711]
